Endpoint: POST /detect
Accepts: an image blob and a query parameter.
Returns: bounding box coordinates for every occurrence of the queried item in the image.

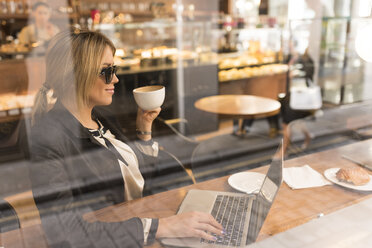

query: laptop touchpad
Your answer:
[178,190,217,213]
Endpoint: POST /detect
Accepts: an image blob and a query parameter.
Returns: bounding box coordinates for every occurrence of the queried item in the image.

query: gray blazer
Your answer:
[29,101,158,248]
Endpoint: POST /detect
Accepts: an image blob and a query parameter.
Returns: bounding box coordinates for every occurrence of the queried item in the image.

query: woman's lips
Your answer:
[105,89,115,94]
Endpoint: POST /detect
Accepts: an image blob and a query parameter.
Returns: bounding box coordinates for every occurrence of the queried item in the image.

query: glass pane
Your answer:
[1,0,372,247]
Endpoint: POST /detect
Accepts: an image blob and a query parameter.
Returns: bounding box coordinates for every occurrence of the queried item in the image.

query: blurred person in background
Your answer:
[30,29,223,248]
[18,1,60,46]
[281,47,315,155]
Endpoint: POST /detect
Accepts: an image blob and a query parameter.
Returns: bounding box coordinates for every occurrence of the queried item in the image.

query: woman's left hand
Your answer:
[136,107,161,140]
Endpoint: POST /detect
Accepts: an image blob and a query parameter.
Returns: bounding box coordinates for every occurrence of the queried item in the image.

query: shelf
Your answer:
[219,71,287,83]
[212,27,279,33]
[0,13,29,19]
[0,50,46,59]
[0,51,30,56]
[79,10,155,18]
[0,10,157,20]
[218,62,279,71]
[117,62,216,76]
[94,20,207,30]
[322,16,351,21]
[0,13,79,20]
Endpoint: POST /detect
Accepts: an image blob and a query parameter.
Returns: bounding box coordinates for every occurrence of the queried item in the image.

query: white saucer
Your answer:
[324,168,372,191]
[228,172,266,194]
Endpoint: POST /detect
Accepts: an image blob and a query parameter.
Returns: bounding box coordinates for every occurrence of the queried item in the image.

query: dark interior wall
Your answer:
[112,64,219,138]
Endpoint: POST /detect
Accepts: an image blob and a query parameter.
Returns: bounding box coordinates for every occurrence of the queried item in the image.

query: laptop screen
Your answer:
[246,143,283,245]
[260,158,283,202]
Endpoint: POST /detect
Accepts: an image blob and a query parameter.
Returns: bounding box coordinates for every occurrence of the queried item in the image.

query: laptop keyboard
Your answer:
[200,195,252,247]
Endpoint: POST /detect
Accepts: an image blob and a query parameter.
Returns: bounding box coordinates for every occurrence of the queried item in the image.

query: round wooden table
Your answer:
[195,95,281,135]
[195,95,281,118]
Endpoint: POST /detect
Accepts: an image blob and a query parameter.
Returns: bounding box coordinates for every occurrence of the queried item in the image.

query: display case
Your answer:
[213,27,288,99]
[95,21,214,60]
[0,0,173,59]
[0,20,219,137]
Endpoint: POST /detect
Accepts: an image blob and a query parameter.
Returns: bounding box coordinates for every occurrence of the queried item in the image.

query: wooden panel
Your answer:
[0,60,28,94]
[0,58,45,95]
[219,73,287,100]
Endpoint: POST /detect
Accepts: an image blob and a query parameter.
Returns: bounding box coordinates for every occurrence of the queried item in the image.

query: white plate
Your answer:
[324,168,372,191]
[228,172,265,194]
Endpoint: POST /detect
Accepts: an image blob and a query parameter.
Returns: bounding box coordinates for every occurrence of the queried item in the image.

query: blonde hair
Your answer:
[32,29,116,125]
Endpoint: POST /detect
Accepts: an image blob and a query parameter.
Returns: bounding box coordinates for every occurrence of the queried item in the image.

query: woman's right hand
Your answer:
[155,211,224,241]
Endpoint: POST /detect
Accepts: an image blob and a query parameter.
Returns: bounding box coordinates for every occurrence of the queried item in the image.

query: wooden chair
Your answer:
[4,190,41,228]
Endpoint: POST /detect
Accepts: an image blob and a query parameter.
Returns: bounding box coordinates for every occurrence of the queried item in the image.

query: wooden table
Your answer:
[2,139,372,247]
[85,139,372,247]
[194,95,281,134]
[194,95,281,119]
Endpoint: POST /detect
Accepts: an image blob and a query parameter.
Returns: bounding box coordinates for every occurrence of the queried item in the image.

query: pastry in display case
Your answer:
[218,50,277,70]
[0,37,31,59]
[113,56,140,69]
[132,46,178,67]
[166,50,199,66]
[0,91,57,120]
[128,45,209,68]
[0,43,29,54]
[215,27,285,82]
[218,64,288,82]
[218,55,259,69]
[216,27,287,100]
[114,44,210,69]
[0,93,35,117]
[95,21,216,70]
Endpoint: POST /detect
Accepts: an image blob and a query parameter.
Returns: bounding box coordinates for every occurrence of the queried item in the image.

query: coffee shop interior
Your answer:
[1,0,372,247]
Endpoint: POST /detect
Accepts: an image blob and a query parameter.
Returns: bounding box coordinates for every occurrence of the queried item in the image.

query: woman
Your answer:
[30,29,223,248]
[18,2,60,45]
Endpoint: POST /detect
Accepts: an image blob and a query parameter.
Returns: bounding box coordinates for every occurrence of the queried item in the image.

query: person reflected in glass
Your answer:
[18,1,60,46]
[281,47,315,155]
[30,29,223,248]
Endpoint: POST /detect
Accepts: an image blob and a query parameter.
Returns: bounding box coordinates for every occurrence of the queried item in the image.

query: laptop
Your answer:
[161,144,283,248]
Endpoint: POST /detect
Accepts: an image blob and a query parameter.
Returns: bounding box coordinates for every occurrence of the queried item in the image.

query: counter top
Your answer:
[1,139,372,247]
[84,139,372,247]
[116,62,217,75]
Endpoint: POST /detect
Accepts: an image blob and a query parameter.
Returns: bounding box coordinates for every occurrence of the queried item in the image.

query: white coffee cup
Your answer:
[133,85,165,111]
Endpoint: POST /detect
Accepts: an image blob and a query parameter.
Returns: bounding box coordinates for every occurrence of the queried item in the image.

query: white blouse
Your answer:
[89,122,158,244]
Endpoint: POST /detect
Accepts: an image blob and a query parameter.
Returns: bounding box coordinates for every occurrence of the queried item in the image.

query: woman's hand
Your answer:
[156,211,224,241]
[136,107,161,140]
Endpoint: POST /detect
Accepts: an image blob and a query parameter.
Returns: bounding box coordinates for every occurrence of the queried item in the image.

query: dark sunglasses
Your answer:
[100,65,117,84]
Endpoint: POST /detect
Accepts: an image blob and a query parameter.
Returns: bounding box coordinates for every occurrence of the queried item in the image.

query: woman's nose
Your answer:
[112,74,119,84]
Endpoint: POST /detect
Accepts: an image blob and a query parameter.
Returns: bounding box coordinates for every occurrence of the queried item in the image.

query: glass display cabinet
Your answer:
[214,27,287,100]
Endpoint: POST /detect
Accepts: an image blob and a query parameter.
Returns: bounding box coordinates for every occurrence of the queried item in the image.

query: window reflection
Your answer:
[0,0,372,247]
